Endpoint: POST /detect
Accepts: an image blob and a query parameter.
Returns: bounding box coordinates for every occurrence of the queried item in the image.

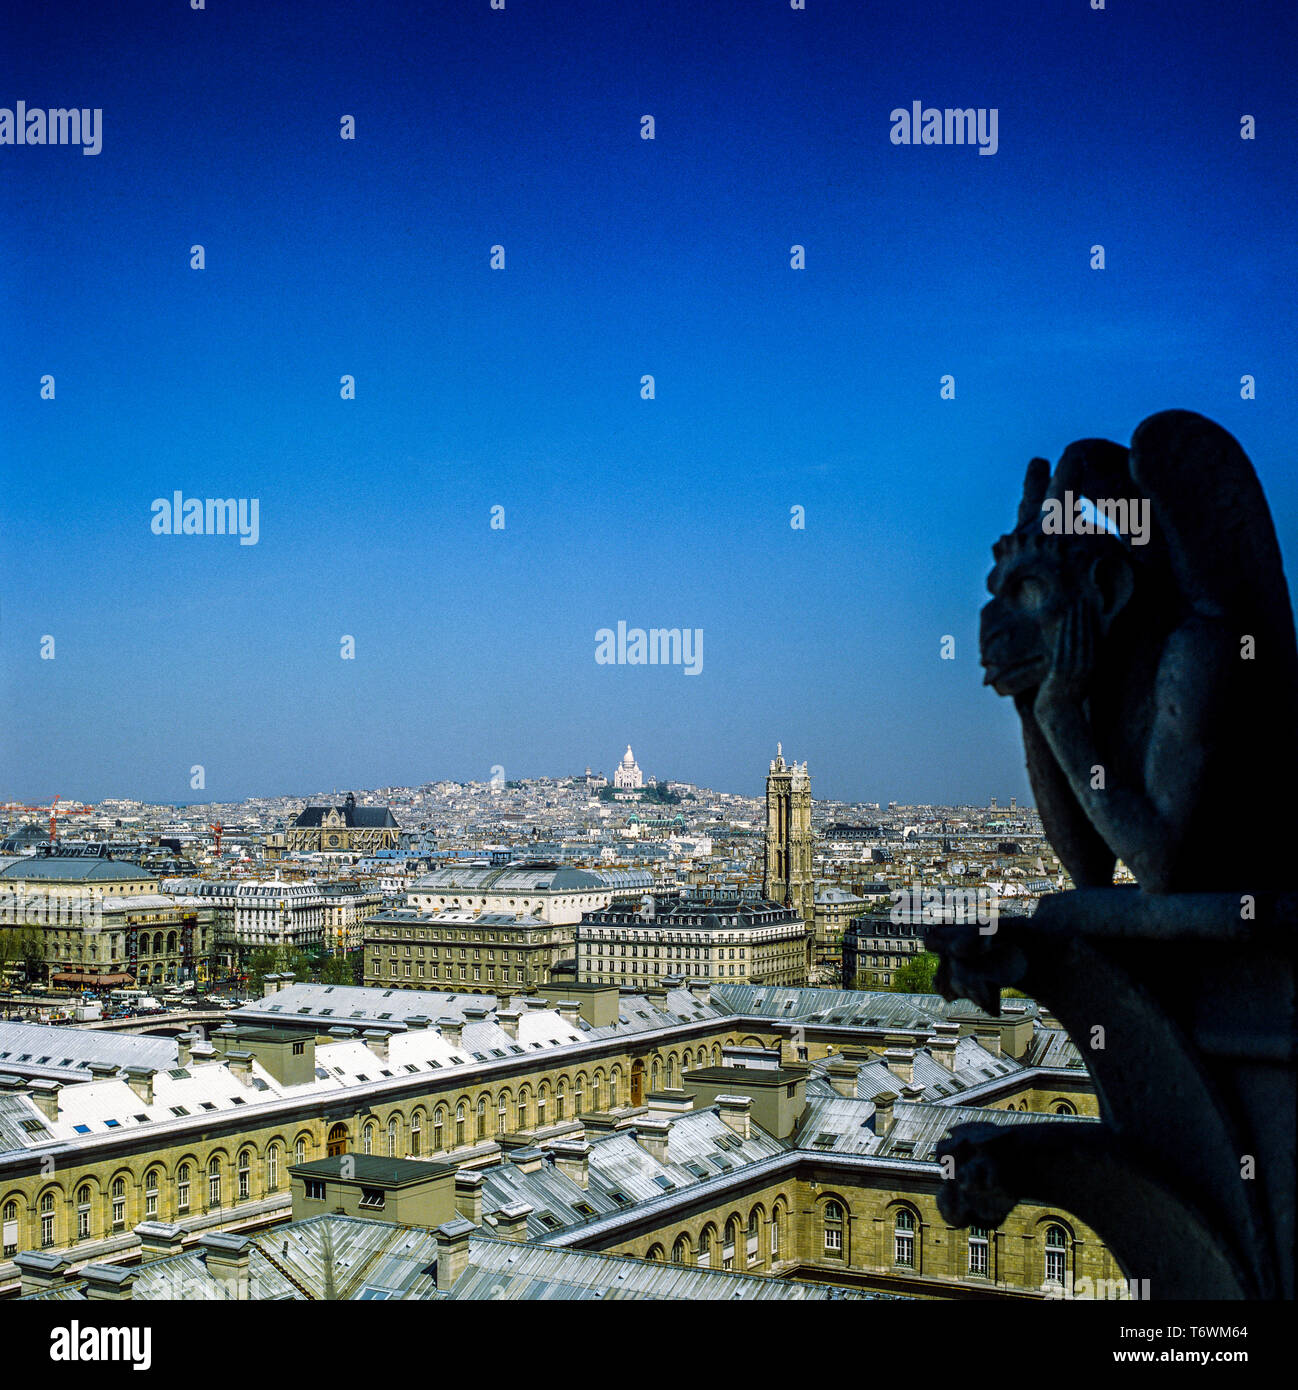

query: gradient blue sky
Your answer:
[3,0,1295,805]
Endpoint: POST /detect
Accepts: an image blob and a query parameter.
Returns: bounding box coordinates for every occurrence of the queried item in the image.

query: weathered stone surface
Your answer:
[979,410,1298,893]
[932,413,1297,1300]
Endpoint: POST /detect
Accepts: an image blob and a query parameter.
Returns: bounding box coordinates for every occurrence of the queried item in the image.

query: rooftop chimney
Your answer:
[715,1095,752,1141]
[636,1117,673,1164]
[363,1030,390,1061]
[497,1009,521,1041]
[494,1202,532,1242]
[883,1047,915,1086]
[225,1050,254,1085]
[199,1232,251,1298]
[825,1059,859,1098]
[82,1262,136,1301]
[556,1000,583,1028]
[175,1032,194,1068]
[929,1024,959,1071]
[549,1140,590,1189]
[454,1170,484,1225]
[262,972,282,999]
[27,1080,61,1122]
[687,981,711,1005]
[134,1220,187,1261]
[13,1250,69,1296]
[901,1082,926,1104]
[435,1218,474,1289]
[974,1024,1002,1058]
[124,1066,155,1105]
[872,1091,897,1139]
[437,1017,463,1047]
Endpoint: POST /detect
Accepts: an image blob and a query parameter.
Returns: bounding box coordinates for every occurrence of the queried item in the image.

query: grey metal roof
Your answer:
[876,1098,1096,1160]
[478,1106,789,1241]
[0,1093,52,1151]
[455,1235,879,1300]
[0,857,151,881]
[712,983,1039,1029]
[1022,1026,1087,1069]
[0,1021,179,1082]
[23,1214,879,1301]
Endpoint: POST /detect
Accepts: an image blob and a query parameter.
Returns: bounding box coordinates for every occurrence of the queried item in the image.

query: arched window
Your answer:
[177,1164,191,1212]
[746,1210,761,1266]
[651,1059,661,1091]
[592,1072,605,1110]
[646,1244,664,1262]
[555,1083,566,1121]
[536,1087,547,1128]
[455,1104,466,1148]
[894,1207,916,1267]
[667,1057,678,1088]
[968,1225,990,1275]
[697,1226,714,1268]
[609,1067,621,1107]
[327,1123,349,1157]
[497,1093,508,1135]
[410,1112,423,1157]
[237,1149,252,1200]
[477,1096,488,1139]
[574,1077,584,1114]
[1044,1224,1068,1285]
[295,1137,307,1166]
[387,1117,399,1157]
[1052,1100,1076,1115]
[145,1168,160,1218]
[207,1157,222,1207]
[39,1191,56,1247]
[363,1123,374,1156]
[824,1201,844,1255]
[433,1108,445,1151]
[724,1217,741,1271]
[1,1198,16,1256]
[77,1185,93,1238]
[672,1234,690,1265]
[110,1176,127,1230]
[266,1145,280,1191]
[517,1088,529,1130]
[770,1205,782,1258]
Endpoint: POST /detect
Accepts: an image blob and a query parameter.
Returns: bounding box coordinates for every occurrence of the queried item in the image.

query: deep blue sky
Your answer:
[3,0,1295,805]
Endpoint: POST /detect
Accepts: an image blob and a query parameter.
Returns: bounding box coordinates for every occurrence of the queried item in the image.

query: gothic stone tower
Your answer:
[764,744,814,928]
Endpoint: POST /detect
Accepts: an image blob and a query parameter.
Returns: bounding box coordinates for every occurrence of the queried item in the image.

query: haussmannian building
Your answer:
[576,888,811,988]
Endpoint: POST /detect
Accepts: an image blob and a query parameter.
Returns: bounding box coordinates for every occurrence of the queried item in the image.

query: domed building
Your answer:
[613,745,644,791]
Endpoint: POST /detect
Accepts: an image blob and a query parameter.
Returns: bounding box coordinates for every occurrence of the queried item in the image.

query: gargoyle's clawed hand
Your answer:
[1037,599,1095,710]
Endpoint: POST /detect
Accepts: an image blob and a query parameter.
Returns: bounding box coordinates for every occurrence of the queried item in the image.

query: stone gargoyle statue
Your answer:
[926,410,1297,1299]
[978,409,1298,893]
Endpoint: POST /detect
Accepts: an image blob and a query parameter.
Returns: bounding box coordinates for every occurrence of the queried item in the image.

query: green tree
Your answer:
[889,951,940,994]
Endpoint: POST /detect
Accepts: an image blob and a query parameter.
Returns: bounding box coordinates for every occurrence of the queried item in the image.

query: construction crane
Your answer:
[1,795,93,843]
[210,823,224,857]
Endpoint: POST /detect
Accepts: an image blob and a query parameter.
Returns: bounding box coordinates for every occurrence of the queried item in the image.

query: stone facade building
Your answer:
[286,793,399,856]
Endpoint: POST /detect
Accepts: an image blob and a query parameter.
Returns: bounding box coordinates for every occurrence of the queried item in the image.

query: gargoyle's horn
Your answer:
[1016,457,1051,530]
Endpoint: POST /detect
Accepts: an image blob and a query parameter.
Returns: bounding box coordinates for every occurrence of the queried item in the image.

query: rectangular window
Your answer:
[178,1181,190,1212]
[825,1228,842,1252]
[304,1179,326,1201]
[895,1234,914,1267]
[41,1214,54,1247]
